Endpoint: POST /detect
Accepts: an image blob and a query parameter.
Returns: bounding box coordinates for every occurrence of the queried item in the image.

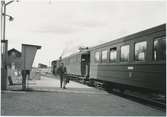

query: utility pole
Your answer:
[1,0,14,90]
[1,0,14,41]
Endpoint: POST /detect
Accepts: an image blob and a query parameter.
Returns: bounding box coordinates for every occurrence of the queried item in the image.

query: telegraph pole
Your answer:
[1,0,14,90]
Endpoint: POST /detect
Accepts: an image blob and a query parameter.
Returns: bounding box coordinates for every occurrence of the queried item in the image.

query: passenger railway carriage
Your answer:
[53,24,166,94]
[62,50,90,78]
[89,24,166,93]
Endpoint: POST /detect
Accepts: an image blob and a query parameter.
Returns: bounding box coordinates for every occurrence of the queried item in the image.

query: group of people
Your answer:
[56,62,69,89]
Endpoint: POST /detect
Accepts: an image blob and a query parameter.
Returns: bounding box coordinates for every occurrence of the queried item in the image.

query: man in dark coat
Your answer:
[57,62,67,88]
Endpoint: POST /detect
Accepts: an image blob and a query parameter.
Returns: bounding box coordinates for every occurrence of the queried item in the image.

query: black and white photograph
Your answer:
[1,0,166,116]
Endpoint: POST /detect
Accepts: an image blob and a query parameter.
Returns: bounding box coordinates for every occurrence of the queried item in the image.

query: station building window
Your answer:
[121,45,129,62]
[154,36,166,61]
[110,47,117,62]
[102,50,108,61]
[135,41,147,61]
[95,51,100,61]
[11,52,17,57]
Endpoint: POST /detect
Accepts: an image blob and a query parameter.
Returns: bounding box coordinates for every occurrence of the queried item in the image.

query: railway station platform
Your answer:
[1,73,165,116]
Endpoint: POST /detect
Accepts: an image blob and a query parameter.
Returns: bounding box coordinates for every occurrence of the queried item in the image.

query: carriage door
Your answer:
[81,53,90,77]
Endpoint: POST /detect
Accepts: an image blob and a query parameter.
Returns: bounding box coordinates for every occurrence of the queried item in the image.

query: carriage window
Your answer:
[154,37,166,61]
[102,50,108,60]
[110,47,117,62]
[121,45,129,62]
[95,51,100,61]
[135,41,147,61]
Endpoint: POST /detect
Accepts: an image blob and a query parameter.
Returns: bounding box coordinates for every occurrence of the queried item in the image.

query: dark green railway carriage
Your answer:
[62,50,90,79]
[59,24,165,93]
[89,24,166,93]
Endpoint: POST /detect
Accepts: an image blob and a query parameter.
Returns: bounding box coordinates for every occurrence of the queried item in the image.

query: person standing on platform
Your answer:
[57,62,67,89]
[7,65,13,85]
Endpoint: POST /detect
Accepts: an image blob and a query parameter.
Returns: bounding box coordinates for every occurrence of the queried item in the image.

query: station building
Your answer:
[7,48,22,84]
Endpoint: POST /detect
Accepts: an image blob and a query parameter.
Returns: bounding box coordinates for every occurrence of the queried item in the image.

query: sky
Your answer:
[4,0,166,67]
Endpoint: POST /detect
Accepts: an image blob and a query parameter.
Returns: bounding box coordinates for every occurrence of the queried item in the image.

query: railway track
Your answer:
[72,78,166,111]
[106,89,166,111]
